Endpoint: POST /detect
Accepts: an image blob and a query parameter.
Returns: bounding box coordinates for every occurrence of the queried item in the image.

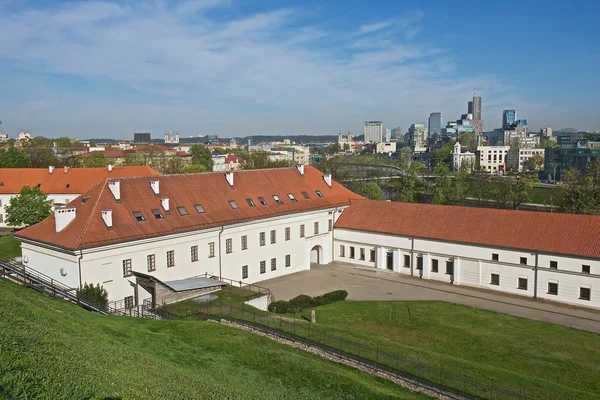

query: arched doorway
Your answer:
[310,245,323,264]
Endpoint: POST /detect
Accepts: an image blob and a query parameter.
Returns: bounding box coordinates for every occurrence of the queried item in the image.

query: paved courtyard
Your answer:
[258,262,600,332]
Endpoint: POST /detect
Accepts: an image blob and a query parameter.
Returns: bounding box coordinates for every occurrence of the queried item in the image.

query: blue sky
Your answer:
[0,0,598,139]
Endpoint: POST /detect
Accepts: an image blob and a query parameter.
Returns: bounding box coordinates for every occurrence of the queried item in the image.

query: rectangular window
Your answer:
[340,245,345,257]
[520,257,527,265]
[191,245,198,262]
[285,255,291,267]
[0,214,3,223]
[208,242,215,258]
[328,219,333,231]
[285,227,290,241]
[226,238,232,254]
[123,259,132,277]
[548,282,558,295]
[582,265,591,274]
[446,260,454,275]
[370,249,375,262]
[133,211,145,222]
[350,247,355,259]
[260,232,266,246]
[242,265,248,279]
[260,261,266,274]
[580,287,591,301]
[241,235,248,250]
[360,248,365,261]
[177,206,189,216]
[301,191,310,199]
[431,259,438,273]
[492,253,499,261]
[147,254,156,272]
[271,258,277,271]
[152,209,164,219]
[300,224,305,238]
[518,277,527,290]
[194,204,205,213]
[245,198,255,207]
[287,193,297,202]
[167,250,175,267]
[273,195,283,204]
[124,296,134,309]
[490,273,500,285]
[228,200,239,209]
[314,222,319,235]
[315,190,324,197]
[258,197,267,205]
[270,230,276,244]
[550,261,558,269]
[416,256,423,270]
[404,255,410,268]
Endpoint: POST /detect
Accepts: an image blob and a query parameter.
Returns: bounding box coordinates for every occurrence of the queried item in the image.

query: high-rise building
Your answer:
[472,96,482,120]
[502,110,517,129]
[364,121,383,143]
[391,127,401,140]
[384,128,391,142]
[468,101,473,115]
[408,123,427,151]
[133,132,151,144]
[541,127,553,137]
[428,112,443,136]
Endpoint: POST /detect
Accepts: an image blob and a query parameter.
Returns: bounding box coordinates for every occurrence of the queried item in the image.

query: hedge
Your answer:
[268,290,348,314]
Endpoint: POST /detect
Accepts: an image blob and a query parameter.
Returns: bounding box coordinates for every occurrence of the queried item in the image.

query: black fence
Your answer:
[197,273,273,300]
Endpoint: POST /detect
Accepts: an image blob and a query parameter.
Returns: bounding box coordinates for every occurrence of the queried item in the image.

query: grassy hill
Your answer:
[0,235,21,259]
[0,279,429,400]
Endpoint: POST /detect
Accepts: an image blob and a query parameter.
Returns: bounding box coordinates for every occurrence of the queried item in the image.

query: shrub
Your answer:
[309,295,328,307]
[289,294,312,310]
[76,283,109,310]
[268,300,291,314]
[323,290,348,303]
[268,291,349,314]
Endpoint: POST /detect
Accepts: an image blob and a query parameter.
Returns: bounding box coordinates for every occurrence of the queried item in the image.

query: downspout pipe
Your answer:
[218,226,224,280]
[410,237,414,276]
[533,253,539,299]
[78,250,83,289]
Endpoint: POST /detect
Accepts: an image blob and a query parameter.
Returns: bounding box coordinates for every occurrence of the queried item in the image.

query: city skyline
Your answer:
[1,0,599,138]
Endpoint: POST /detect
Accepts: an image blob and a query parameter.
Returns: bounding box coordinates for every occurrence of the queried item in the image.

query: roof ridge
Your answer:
[104,166,308,181]
[74,179,110,249]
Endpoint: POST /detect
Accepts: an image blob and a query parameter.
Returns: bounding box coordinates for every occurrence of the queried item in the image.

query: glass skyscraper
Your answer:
[428,112,443,136]
[502,110,517,129]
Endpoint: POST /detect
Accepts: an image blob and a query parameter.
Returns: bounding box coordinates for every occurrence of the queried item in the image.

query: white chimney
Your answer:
[108,181,121,201]
[324,173,332,188]
[108,164,114,172]
[63,166,69,174]
[161,197,170,211]
[297,165,305,176]
[55,207,76,233]
[225,172,234,187]
[150,180,160,195]
[101,209,113,228]
[48,166,54,174]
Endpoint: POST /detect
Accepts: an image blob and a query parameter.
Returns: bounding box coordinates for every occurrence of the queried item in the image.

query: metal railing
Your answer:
[197,273,273,301]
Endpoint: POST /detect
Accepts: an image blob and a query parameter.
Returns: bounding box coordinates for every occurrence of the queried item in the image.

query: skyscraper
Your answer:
[428,112,443,136]
[364,121,383,143]
[384,128,391,142]
[502,110,517,129]
[391,127,401,140]
[468,101,473,115]
[472,96,482,120]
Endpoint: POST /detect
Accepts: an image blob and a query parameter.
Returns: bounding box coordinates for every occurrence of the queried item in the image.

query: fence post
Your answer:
[293,318,296,335]
[230,302,232,316]
[395,351,398,377]
[220,300,222,315]
[464,373,467,395]
[323,328,326,346]
[308,321,311,340]
[253,307,256,323]
[339,333,342,352]
[279,316,282,330]
[416,357,420,378]
[242,304,244,319]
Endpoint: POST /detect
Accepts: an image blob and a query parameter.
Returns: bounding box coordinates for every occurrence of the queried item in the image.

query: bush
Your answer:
[323,290,348,303]
[76,283,109,310]
[289,294,312,310]
[268,300,291,314]
[268,290,349,314]
[309,295,328,307]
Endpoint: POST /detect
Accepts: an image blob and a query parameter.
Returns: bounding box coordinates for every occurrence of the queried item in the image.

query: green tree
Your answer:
[22,145,61,168]
[556,160,600,214]
[181,163,209,173]
[361,182,383,200]
[395,164,421,202]
[76,283,109,310]
[472,172,493,207]
[5,186,52,227]
[510,174,538,209]
[397,147,413,171]
[343,143,350,152]
[431,163,452,204]
[190,144,214,171]
[489,177,512,209]
[459,132,477,149]
[79,152,108,168]
[527,153,544,171]
[540,139,556,148]
[430,142,453,166]
[0,147,28,168]
[450,168,471,205]
[54,137,73,147]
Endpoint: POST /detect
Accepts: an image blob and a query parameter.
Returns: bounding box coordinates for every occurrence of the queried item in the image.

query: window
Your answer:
[315,190,324,197]
[446,260,454,275]
[208,242,215,258]
[241,235,248,250]
[301,191,310,199]
[582,265,591,274]
[550,261,558,269]
[228,200,239,209]
[260,261,266,274]
[492,253,499,261]
[191,245,198,262]
[226,238,232,254]
[123,259,132,277]
[245,198,255,207]
[300,224,305,238]
[270,230,276,244]
[490,273,500,285]
[242,265,249,279]
[0,214,3,223]
[260,232,266,246]
[416,256,423,270]
[314,222,319,235]
[177,206,189,216]
[194,204,205,214]
[580,287,591,301]
[147,254,156,272]
[340,245,345,257]
[285,254,291,267]
[518,277,527,290]
[152,209,164,219]
[404,255,410,268]
[287,193,297,202]
[548,282,558,295]
[133,211,145,222]
[360,248,365,261]
[124,296,134,309]
[328,219,333,232]
[370,249,375,262]
[258,196,267,205]
[271,258,277,271]
[167,250,175,267]
[520,257,527,265]
[431,259,438,273]
[273,195,283,204]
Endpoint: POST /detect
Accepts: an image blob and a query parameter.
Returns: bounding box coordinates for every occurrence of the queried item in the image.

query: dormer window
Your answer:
[287,193,297,202]
[258,197,267,205]
[229,200,239,209]
[152,209,164,219]
[177,206,189,216]
[246,198,256,207]
[273,195,283,204]
[66,184,70,188]
[315,190,324,198]
[37,183,41,188]
[194,204,205,214]
[133,211,146,222]
[301,191,310,199]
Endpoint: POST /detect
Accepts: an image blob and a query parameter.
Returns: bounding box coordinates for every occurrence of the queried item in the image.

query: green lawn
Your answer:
[0,235,21,259]
[162,285,261,316]
[293,301,600,400]
[0,280,428,400]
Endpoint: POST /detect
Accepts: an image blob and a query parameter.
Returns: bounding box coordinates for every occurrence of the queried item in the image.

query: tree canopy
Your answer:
[5,186,53,227]
[189,144,214,171]
[360,182,383,200]
[0,147,28,168]
[557,160,600,215]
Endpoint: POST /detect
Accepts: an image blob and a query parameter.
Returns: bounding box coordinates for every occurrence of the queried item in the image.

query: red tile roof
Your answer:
[225,154,242,163]
[16,167,362,250]
[129,144,173,152]
[78,150,128,158]
[0,166,160,195]
[335,200,600,259]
